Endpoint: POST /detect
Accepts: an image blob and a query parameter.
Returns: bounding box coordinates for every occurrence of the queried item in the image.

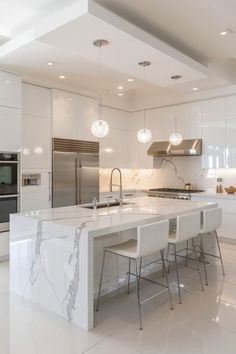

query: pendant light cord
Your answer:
[143,65,146,128]
[98,45,102,121]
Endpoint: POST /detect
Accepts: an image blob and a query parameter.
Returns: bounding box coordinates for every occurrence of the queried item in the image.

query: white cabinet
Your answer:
[0,232,9,259]
[53,90,97,141]
[175,102,202,139]
[226,95,236,120]
[100,108,133,168]
[22,115,51,170]
[21,172,51,211]
[0,106,21,152]
[0,71,21,108]
[225,119,236,168]
[23,84,51,118]
[22,84,51,170]
[225,96,236,168]
[191,195,236,240]
[201,98,226,169]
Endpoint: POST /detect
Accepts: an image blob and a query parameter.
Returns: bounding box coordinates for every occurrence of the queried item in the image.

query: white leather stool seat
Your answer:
[105,239,137,258]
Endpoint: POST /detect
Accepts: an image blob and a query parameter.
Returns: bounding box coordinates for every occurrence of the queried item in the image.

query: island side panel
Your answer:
[10,214,92,330]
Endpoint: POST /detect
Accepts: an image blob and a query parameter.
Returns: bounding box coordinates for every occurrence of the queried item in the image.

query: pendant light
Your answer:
[91,39,109,138]
[169,75,182,146]
[137,61,152,143]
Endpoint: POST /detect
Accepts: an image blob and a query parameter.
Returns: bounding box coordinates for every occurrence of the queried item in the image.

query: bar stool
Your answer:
[199,207,225,286]
[96,220,173,330]
[167,212,204,304]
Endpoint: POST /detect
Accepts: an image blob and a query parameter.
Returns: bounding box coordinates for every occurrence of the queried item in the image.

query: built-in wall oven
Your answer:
[0,152,20,232]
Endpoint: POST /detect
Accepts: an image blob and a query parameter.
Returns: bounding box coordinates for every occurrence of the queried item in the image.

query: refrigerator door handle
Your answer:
[78,159,82,205]
[75,157,79,205]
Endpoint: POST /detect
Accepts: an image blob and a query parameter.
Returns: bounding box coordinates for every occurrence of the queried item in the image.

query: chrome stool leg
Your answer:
[135,259,143,330]
[200,235,208,286]
[166,243,171,273]
[215,230,225,276]
[127,258,131,294]
[96,250,106,311]
[192,238,204,292]
[160,249,174,310]
[185,240,189,266]
[173,244,182,304]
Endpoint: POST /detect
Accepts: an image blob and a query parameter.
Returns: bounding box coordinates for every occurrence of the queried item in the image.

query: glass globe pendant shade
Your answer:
[91,119,109,138]
[169,132,182,146]
[137,128,152,143]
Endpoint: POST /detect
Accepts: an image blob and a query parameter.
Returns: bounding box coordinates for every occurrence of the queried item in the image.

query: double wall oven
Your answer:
[0,153,20,232]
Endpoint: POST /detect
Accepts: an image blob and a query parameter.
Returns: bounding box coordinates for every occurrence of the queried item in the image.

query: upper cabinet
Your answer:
[201,98,226,169]
[175,102,202,139]
[0,71,22,109]
[0,106,21,152]
[53,90,97,141]
[0,71,22,152]
[22,84,52,170]
[226,95,236,168]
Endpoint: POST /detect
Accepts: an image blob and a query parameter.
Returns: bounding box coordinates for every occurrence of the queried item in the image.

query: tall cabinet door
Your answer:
[52,152,77,207]
[201,98,226,169]
[226,95,236,168]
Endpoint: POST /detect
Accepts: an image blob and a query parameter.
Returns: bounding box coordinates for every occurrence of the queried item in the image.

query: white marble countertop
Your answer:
[16,196,216,237]
[192,190,236,200]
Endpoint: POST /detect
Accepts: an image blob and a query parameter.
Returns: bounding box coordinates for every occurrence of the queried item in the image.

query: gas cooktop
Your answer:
[149,188,204,193]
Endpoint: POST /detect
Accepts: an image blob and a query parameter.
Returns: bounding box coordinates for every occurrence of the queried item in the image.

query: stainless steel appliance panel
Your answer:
[52,152,78,207]
[0,195,19,232]
[78,153,99,204]
[0,153,19,195]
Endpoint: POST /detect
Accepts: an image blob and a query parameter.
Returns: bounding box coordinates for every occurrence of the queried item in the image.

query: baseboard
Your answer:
[219,236,236,244]
[0,255,9,262]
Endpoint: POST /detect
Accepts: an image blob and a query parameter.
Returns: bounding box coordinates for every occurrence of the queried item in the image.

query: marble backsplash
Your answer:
[100,157,236,192]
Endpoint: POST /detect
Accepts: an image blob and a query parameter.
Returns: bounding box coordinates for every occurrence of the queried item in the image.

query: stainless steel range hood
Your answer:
[147,139,202,157]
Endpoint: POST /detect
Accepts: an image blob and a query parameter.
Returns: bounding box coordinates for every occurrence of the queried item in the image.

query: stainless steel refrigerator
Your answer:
[52,152,99,208]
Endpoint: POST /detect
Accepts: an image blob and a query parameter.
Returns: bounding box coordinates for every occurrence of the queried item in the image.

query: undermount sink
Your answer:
[83,201,130,209]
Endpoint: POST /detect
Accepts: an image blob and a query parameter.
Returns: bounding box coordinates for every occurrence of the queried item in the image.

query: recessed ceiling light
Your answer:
[67,98,72,101]
[59,75,66,79]
[117,86,123,90]
[220,28,234,36]
[47,61,55,66]
[128,78,134,82]
[118,92,124,96]
[220,31,228,36]
[192,87,199,91]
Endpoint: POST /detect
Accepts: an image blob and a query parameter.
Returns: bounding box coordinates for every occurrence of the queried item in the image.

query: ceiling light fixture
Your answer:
[128,78,134,82]
[192,87,199,91]
[137,61,152,144]
[59,75,66,79]
[117,86,123,90]
[48,61,55,66]
[118,92,124,96]
[169,75,183,146]
[220,31,228,36]
[220,28,234,36]
[91,39,110,138]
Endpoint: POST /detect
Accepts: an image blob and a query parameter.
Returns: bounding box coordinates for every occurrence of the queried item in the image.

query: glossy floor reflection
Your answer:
[1,242,236,353]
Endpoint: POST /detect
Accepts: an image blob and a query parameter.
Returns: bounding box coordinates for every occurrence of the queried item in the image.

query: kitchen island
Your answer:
[10,197,216,330]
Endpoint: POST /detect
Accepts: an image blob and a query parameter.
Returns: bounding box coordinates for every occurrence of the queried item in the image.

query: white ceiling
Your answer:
[0,0,235,110]
[0,0,78,38]
[95,0,236,65]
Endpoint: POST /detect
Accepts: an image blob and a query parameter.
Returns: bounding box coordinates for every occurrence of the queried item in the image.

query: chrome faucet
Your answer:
[109,168,123,206]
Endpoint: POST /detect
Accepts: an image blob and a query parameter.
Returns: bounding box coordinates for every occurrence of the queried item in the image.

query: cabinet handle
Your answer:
[48,172,51,203]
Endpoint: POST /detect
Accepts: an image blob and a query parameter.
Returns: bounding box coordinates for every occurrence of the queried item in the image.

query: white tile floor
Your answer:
[1,242,236,353]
